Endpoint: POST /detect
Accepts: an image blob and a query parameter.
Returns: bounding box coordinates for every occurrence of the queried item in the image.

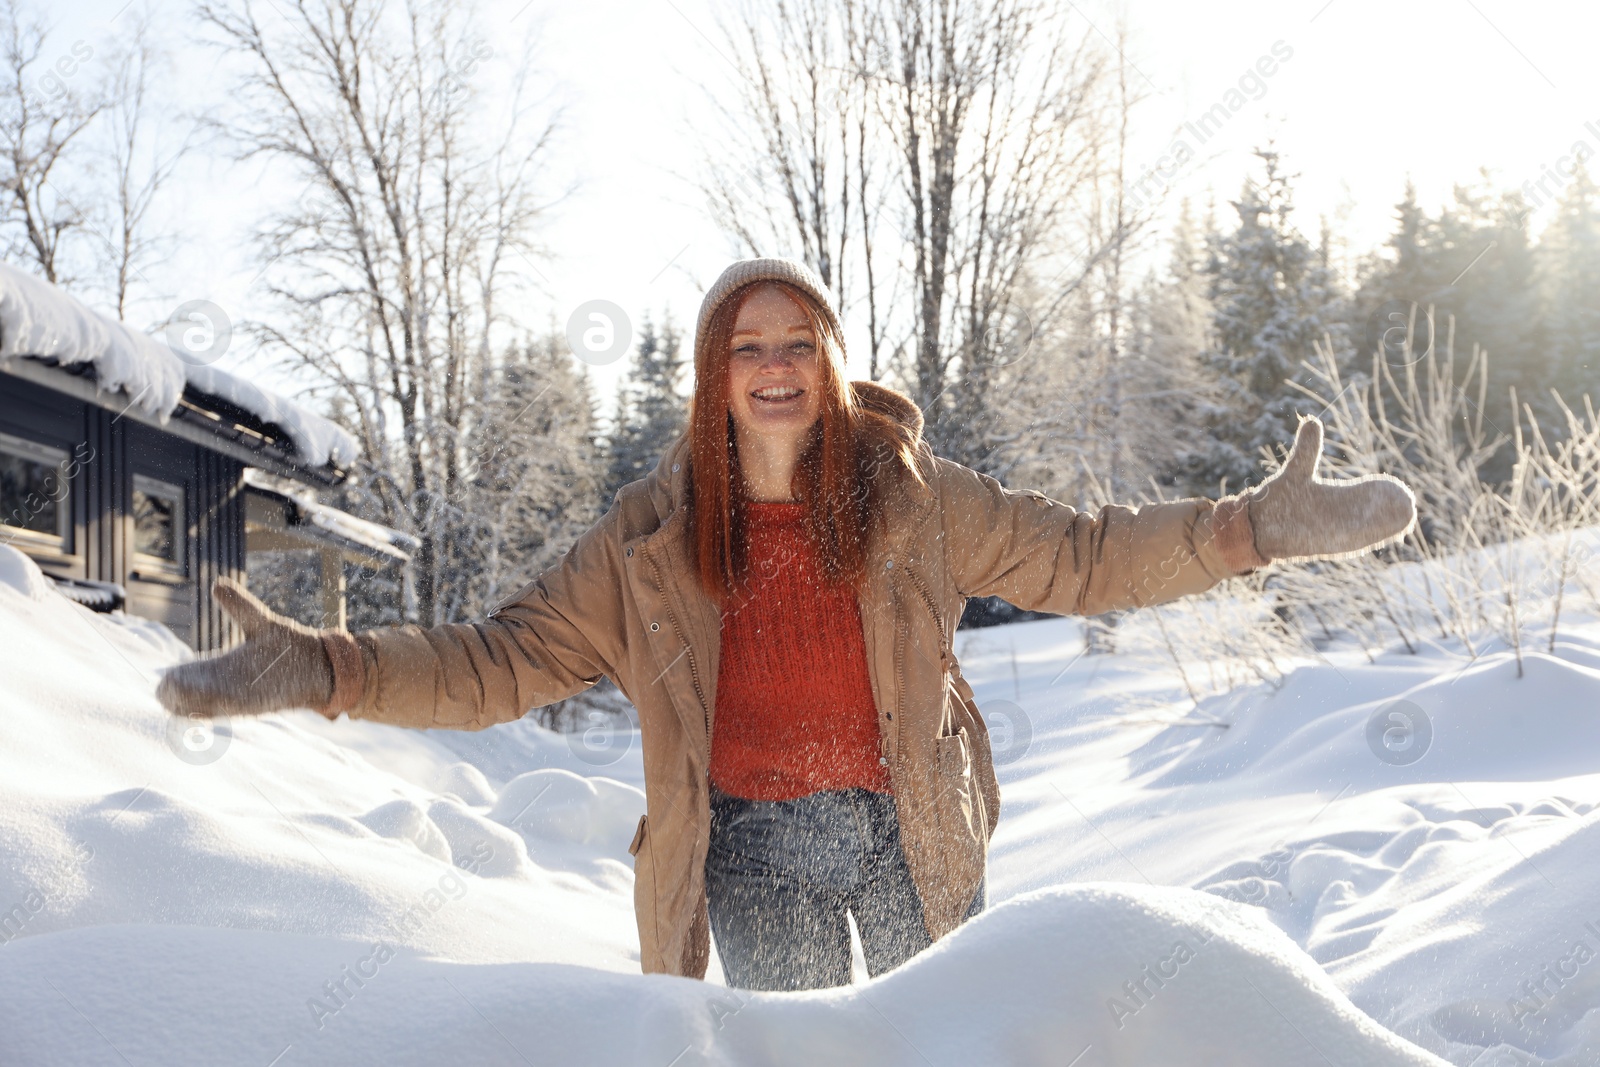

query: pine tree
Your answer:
[444,334,605,618]
[1187,150,1350,493]
[1126,202,1216,495]
[607,313,687,500]
[1352,174,1541,460]
[1535,164,1600,410]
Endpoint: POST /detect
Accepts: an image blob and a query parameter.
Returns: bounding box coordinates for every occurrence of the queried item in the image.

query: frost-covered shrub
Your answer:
[1127,310,1598,700]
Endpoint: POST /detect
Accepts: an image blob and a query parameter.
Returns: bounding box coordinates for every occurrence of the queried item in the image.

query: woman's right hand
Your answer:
[156,577,338,720]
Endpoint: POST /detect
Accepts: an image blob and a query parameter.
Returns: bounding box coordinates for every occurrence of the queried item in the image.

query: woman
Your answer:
[158,257,1415,991]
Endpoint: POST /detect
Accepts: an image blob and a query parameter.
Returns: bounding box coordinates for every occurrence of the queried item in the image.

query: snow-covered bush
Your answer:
[1127,310,1599,702]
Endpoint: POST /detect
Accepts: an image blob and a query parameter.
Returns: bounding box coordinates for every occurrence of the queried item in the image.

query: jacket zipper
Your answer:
[886,505,942,766]
[643,543,711,740]
[893,501,946,646]
[892,580,906,769]
[902,566,948,649]
[899,566,959,741]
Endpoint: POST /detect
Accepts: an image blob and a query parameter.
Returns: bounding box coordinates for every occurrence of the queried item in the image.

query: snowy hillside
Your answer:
[3,540,1597,1064]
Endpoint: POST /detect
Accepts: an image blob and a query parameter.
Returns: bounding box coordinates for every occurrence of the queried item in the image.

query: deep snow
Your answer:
[2,540,1596,1064]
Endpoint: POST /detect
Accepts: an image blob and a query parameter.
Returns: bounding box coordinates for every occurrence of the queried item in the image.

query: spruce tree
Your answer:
[1354,173,1538,445]
[1128,202,1215,496]
[1535,164,1600,411]
[450,334,604,615]
[1187,150,1349,493]
[606,313,687,500]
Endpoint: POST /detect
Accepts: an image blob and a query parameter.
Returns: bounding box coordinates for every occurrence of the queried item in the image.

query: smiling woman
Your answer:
[690,271,919,603]
[157,256,1417,992]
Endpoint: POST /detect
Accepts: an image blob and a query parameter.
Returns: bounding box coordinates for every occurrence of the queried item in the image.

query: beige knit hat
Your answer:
[694,258,844,364]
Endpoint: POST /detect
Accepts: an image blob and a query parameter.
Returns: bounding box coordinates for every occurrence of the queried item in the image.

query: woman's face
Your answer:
[725,284,823,445]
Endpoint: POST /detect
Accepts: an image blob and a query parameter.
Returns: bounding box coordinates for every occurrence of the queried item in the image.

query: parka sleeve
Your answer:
[932,457,1263,617]
[335,505,629,731]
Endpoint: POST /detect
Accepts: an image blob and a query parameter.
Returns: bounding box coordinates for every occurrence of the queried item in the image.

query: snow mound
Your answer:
[433,761,497,807]
[0,550,642,973]
[1135,646,1600,792]
[488,768,645,847]
[355,798,454,862]
[0,544,54,600]
[968,612,1600,1065]
[0,885,1449,1066]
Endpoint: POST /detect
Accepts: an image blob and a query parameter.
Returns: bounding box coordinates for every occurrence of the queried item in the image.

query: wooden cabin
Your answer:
[0,266,410,649]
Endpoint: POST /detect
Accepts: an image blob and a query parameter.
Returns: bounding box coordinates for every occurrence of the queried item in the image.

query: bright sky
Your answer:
[46,0,1600,404]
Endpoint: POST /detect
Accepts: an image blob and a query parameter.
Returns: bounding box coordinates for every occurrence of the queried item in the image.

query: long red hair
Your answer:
[690,280,918,601]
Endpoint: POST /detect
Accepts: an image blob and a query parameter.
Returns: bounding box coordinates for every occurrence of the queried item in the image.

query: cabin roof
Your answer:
[0,263,358,486]
[242,470,417,563]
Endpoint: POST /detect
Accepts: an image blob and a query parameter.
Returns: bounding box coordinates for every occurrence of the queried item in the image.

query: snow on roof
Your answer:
[299,496,418,561]
[0,262,358,470]
[0,260,185,417]
[186,364,359,469]
[242,469,417,561]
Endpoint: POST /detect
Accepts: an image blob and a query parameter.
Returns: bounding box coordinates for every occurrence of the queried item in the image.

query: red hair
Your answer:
[690,280,917,601]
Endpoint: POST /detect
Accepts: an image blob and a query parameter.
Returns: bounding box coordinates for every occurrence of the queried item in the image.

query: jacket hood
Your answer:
[850,379,924,441]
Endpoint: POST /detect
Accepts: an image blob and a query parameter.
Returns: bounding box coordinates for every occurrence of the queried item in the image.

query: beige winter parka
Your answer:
[335,381,1261,978]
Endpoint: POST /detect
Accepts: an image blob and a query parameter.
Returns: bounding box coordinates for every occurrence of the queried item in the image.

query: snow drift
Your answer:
[0,887,1447,1066]
[3,540,1593,1063]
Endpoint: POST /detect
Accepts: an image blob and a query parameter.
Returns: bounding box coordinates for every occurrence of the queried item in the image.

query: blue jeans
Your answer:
[705,785,986,991]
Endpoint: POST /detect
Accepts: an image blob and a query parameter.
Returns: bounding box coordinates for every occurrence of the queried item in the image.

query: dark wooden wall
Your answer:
[0,373,244,650]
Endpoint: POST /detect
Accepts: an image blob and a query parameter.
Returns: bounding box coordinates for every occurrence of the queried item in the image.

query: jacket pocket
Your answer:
[629,811,666,973]
[628,813,648,857]
[934,727,976,840]
[941,670,967,735]
[944,669,1001,843]
[930,723,984,935]
[936,727,971,780]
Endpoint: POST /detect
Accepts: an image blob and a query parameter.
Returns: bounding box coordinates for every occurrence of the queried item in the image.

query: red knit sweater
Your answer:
[709,501,893,801]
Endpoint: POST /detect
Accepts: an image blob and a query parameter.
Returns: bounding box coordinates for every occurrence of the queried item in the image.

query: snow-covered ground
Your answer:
[2,540,1597,1065]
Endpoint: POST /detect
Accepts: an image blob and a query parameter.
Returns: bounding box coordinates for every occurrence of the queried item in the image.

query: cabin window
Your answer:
[0,431,71,551]
[132,474,185,568]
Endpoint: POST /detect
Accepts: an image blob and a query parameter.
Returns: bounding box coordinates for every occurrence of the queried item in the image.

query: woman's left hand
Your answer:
[1242,415,1417,562]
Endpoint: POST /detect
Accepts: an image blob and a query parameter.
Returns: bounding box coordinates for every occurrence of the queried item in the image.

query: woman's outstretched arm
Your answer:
[157,507,628,731]
[935,415,1415,616]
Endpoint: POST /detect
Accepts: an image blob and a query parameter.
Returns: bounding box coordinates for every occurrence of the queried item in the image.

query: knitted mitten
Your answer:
[1240,415,1416,562]
[156,577,340,719]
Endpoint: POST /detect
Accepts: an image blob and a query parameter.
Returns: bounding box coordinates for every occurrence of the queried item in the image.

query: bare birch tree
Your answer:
[1007,30,1182,502]
[704,0,1125,471]
[100,11,190,319]
[0,0,102,285]
[199,0,568,624]
[704,0,897,378]
[887,0,1147,469]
